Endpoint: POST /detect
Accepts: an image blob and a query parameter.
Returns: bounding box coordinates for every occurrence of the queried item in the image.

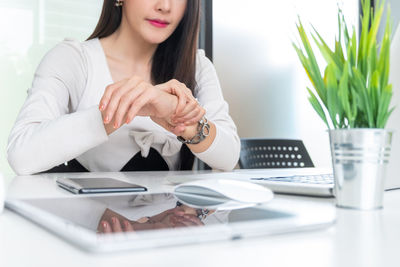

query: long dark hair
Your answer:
[87,0,200,92]
[88,0,200,170]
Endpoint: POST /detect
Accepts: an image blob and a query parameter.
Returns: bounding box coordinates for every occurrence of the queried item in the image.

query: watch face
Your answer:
[201,120,210,137]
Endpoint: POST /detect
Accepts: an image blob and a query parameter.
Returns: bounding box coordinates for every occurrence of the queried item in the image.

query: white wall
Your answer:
[0,0,102,176]
[213,0,359,169]
[384,0,400,188]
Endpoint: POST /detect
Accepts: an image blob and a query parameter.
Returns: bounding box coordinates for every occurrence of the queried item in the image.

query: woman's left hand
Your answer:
[155,79,205,126]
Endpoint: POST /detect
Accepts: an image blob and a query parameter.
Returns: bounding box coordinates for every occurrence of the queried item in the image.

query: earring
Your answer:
[115,0,123,7]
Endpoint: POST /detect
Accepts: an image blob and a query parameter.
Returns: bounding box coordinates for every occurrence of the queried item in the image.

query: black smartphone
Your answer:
[56,177,147,194]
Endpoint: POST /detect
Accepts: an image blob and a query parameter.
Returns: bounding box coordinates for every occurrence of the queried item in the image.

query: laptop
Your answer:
[167,168,334,197]
[6,192,335,252]
[235,168,334,197]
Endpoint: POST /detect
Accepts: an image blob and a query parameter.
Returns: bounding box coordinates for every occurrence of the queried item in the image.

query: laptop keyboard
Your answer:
[250,174,334,185]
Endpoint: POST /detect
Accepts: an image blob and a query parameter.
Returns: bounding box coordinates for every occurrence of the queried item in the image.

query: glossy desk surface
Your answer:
[1,170,400,267]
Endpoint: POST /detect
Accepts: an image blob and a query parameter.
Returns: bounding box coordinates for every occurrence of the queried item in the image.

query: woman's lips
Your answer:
[147,19,169,28]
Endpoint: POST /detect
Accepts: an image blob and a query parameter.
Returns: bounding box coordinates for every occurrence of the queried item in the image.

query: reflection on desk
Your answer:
[2,171,400,266]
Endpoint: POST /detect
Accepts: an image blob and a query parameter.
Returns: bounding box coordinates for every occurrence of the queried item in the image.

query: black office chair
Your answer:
[239,138,314,169]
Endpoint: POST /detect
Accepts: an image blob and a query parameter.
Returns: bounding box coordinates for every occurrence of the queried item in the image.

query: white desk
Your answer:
[1,170,400,267]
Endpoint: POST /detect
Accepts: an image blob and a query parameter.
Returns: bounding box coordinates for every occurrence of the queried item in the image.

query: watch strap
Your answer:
[177,117,210,145]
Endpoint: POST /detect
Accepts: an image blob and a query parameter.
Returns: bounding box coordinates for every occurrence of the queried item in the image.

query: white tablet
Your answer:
[6,193,335,253]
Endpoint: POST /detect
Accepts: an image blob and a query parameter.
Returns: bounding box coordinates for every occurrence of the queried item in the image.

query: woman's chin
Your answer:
[142,33,171,45]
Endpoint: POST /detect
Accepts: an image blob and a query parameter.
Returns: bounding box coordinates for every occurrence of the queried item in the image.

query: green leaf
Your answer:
[366,0,384,56]
[292,0,394,130]
[338,62,352,126]
[377,84,393,128]
[341,9,351,50]
[350,86,359,128]
[381,107,395,128]
[352,67,374,127]
[295,19,327,105]
[370,70,381,118]
[307,87,330,128]
[378,8,392,90]
[312,28,343,75]
[326,64,340,128]
[358,0,371,74]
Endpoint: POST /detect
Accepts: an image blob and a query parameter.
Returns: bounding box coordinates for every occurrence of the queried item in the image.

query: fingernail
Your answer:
[99,104,105,111]
[126,119,130,124]
[112,217,117,224]
[124,221,130,227]
[113,122,119,129]
[103,221,107,228]
[104,115,109,123]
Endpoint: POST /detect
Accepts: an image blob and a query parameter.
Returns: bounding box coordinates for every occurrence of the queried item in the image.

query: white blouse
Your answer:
[7,38,240,175]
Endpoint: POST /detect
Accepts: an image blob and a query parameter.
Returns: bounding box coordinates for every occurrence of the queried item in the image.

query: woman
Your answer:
[7,0,240,175]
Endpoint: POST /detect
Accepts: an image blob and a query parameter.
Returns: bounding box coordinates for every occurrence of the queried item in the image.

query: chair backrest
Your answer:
[239,138,314,169]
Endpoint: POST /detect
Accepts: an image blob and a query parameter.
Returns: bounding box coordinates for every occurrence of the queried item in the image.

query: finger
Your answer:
[154,208,178,221]
[173,100,198,122]
[173,216,199,227]
[125,90,154,124]
[170,124,186,136]
[175,105,204,124]
[183,214,204,226]
[175,82,195,115]
[165,208,185,218]
[156,79,181,94]
[122,220,134,232]
[111,217,123,232]
[156,81,185,115]
[104,77,142,124]
[100,220,112,234]
[175,91,188,115]
[104,78,141,124]
[184,107,206,126]
[171,208,186,216]
[154,81,174,93]
[167,82,187,115]
[114,83,148,128]
[157,80,195,115]
[177,106,202,123]
[99,79,127,111]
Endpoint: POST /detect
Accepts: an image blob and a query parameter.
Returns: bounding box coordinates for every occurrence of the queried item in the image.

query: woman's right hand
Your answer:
[98,76,204,135]
[99,76,177,129]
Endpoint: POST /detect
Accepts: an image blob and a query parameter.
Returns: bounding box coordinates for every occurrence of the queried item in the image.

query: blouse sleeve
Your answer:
[193,50,240,171]
[7,40,108,175]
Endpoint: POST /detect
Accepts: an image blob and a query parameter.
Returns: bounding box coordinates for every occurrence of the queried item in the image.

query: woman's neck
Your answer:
[100,19,158,81]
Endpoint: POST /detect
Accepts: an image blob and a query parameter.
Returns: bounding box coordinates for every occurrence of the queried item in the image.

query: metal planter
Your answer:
[329,129,392,210]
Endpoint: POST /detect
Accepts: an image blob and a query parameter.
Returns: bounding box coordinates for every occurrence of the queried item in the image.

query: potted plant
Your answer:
[293,0,394,210]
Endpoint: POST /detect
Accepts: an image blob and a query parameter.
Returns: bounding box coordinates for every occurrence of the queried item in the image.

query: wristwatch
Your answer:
[177,117,210,145]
